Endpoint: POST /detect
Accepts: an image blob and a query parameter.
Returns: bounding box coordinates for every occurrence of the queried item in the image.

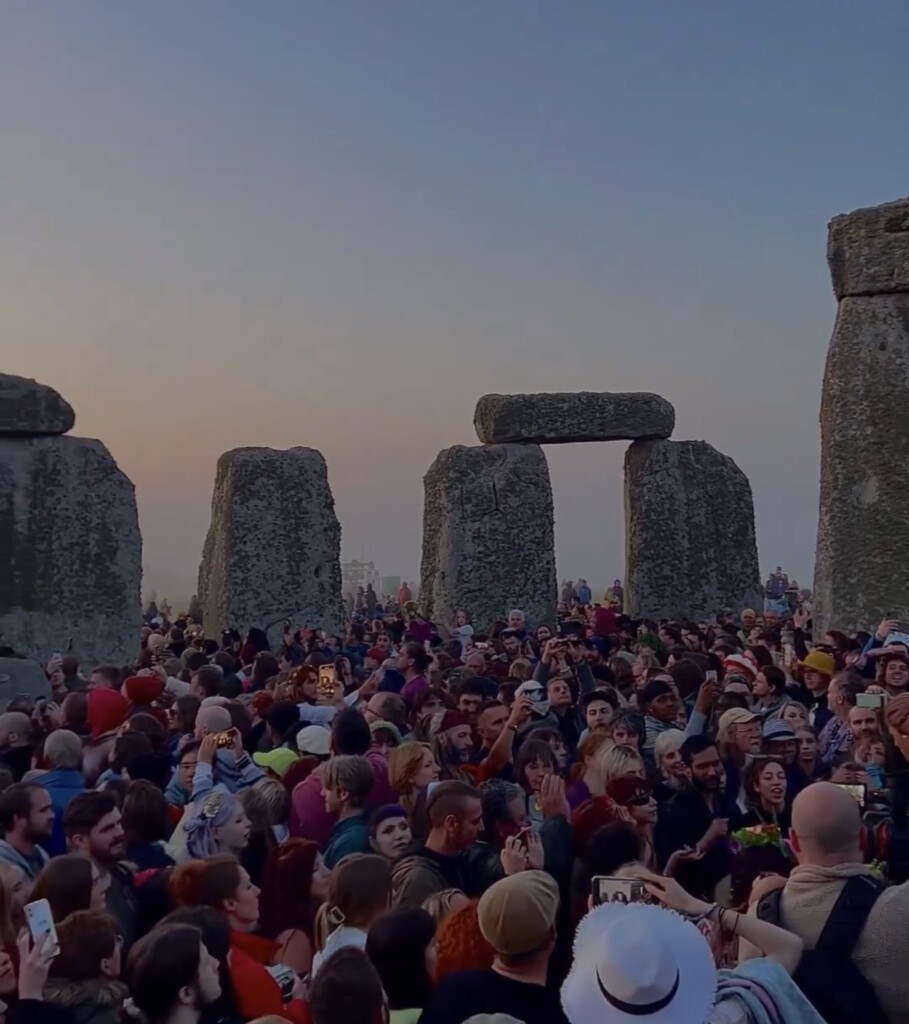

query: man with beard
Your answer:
[128,923,223,1024]
[0,783,53,880]
[430,710,475,780]
[64,790,138,950]
[655,735,735,899]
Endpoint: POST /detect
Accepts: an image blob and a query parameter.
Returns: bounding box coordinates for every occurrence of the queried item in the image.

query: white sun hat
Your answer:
[561,903,716,1024]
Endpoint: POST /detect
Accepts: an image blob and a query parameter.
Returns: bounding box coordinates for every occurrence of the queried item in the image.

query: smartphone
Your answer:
[591,876,653,907]
[705,670,718,683]
[424,640,432,653]
[24,899,59,957]
[214,730,234,749]
[317,665,337,698]
[857,692,885,709]
[835,783,866,808]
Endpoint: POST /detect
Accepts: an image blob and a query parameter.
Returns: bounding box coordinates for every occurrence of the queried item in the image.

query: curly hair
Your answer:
[434,900,494,981]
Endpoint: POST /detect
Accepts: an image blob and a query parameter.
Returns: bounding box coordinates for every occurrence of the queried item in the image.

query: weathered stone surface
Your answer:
[0,375,75,435]
[828,197,909,300]
[198,447,342,645]
[0,659,50,712]
[814,293,909,634]
[420,444,556,628]
[474,392,674,445]
[0,437,142,664]
[624,440,761,620]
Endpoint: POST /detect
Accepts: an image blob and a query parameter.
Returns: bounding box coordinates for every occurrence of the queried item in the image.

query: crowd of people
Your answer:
[0,590,908,1024]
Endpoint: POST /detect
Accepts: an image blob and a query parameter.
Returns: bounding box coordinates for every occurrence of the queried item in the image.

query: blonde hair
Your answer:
[508,659,533,683]
[570,733,614,783]
[653,729,684,764]
[588,744,645,796]
[422,888,466,927]
[388,742,433,812]
[313,854,391,950]
[782,701,809,723]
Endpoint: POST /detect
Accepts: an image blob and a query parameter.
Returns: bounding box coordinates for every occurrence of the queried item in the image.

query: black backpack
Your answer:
[756,874,888,1024]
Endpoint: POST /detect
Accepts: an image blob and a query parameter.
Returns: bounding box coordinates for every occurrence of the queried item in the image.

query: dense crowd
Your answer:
[0,583,908,1024]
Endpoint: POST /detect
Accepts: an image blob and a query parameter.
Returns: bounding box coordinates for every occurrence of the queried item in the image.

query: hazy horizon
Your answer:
[7,2,909,608]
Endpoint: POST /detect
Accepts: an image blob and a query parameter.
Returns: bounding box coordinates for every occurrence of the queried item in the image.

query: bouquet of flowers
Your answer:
[731,823,784,853]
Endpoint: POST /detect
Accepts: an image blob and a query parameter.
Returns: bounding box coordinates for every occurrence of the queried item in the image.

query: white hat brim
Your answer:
[561,903,717,1024]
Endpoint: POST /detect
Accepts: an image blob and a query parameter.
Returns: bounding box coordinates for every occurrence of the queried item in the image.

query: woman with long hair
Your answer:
[31,854,109,924]
[257,838,321,977]
[388,742,439,820]
[366,907,436,1024]
[170,855,307,1024]
[567,733,614,810]
[311,854,392,978]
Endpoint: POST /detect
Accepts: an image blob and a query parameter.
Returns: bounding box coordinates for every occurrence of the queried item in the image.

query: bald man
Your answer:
[0,712,34,782]
[746,783,909,1023]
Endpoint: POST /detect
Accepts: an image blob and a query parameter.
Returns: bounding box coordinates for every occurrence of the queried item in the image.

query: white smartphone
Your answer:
[24,898,59,957]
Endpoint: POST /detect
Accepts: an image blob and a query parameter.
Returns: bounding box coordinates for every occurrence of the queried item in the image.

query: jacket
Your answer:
[227,929,307,1024]
[712,957,826,1024]
[44,977,129,1024]
[39,768,86,856]
[392,844,466,907]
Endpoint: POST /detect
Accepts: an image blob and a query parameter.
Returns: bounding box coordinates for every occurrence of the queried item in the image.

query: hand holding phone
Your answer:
[591,876,653,907]
[24,899,59,958]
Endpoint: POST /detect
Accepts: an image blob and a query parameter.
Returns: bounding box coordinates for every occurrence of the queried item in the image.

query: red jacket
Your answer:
[228,929,308,1024]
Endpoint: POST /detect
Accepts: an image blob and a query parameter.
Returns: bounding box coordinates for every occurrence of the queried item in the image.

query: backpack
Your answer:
[756,874,888,1024]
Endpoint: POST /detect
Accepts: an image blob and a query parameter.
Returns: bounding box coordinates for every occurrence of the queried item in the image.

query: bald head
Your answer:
[791,782,863,866]
[0,713,31,750]
[195,705,231,739]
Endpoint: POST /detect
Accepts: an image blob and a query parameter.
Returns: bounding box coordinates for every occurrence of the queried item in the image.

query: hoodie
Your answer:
[38,768,86,856]
[0,838,49,880]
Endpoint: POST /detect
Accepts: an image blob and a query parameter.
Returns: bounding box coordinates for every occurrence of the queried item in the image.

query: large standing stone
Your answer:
[0,374,75,435]
[420,444,556,628]
[0,659,50,711]
[474,392,675,445]
[624,440,761,620]
[815,208,909,633]
[827,197,909,299]
[198,447,342,645]
[0,436,142,664]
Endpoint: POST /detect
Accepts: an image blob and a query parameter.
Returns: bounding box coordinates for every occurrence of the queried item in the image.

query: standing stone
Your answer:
[624,440,761,620]
[815,198,909,633]
[474,392,675,445]
[198,447,342,645]
[420,444,556,629]
[0,659,50,711]
[0,374,75,435]
[0,436,142,664]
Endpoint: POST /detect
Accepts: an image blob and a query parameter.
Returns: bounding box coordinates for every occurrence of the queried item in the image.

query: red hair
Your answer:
[435,901,494,981]
[258,839,320,940]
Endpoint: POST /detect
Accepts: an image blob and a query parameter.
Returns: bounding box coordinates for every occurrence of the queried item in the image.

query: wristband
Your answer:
[688,902,719,924]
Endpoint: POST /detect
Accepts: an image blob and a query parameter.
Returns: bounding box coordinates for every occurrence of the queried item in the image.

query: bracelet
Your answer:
[688,903,719,924]
[719,908,739,935]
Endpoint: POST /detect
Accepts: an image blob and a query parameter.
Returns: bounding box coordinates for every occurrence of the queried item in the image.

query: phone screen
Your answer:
[705,670,717,683]
[856,692,885,709]
[591,876,653,907]
[835,783,866,808]
[318,665,337,697]
[25,899,59,957]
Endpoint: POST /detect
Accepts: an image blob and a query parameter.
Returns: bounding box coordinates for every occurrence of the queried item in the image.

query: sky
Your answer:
[5,2,909,603]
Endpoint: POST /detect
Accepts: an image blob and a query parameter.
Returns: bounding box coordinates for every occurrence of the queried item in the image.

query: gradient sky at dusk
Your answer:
[5,2,909,601]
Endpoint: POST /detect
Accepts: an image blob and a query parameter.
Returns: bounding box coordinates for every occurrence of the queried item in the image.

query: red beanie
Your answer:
[123,675,165,706]
[367,647,385,663]
[439,710,469,733]
[87,689,129,740]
